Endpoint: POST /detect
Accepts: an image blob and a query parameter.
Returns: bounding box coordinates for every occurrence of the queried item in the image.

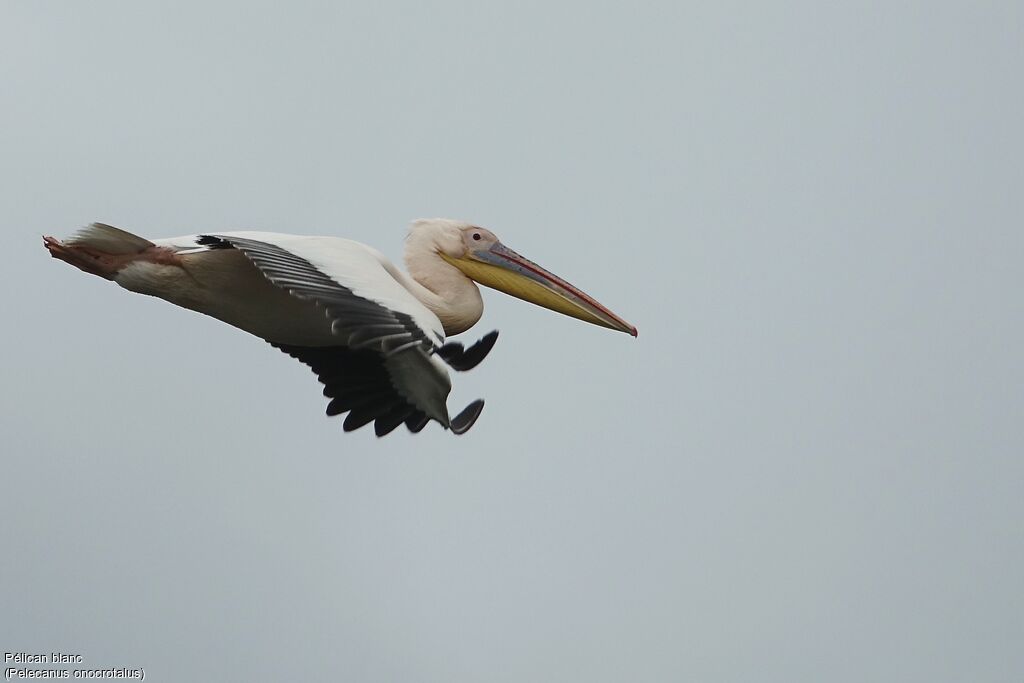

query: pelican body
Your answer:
[44,219,636,436]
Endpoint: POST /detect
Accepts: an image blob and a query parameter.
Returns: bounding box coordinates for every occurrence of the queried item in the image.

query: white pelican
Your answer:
[43,219,636,436]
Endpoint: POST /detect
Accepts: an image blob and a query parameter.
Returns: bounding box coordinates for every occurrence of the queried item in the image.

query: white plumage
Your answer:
[45,219,635,436]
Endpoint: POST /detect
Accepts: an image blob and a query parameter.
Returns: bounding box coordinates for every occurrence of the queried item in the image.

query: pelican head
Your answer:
[408,218,637,336]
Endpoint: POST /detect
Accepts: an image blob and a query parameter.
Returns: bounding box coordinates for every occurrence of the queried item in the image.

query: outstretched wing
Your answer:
[198,233,443,351]
[200,233,485,435]
[273,344,484,436]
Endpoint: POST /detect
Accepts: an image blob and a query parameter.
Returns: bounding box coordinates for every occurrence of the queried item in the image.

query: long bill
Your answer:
[443,241,638,336]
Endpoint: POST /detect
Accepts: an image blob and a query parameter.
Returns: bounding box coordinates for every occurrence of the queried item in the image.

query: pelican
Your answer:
[43,219,636,436]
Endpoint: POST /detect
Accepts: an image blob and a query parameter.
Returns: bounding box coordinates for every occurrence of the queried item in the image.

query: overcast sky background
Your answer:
[1,2,1021,681]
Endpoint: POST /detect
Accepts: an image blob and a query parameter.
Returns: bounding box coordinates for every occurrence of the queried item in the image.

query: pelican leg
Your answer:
[437,330,499,371]
[451,399,485,434]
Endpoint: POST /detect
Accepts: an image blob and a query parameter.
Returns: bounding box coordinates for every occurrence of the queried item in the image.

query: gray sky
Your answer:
[2,1,1021,681]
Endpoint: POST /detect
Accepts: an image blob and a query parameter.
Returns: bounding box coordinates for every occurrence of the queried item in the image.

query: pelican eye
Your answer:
[472,233,481,241]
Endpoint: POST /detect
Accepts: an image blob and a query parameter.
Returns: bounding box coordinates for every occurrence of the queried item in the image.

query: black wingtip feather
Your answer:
[343,407,381,432]
[374,405,414,437]
[195,235,232,249]
[276,342,435,438]
[405,413,430,433]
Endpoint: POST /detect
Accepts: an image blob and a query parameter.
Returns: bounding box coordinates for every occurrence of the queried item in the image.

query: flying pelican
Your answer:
[43,219,636,436]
